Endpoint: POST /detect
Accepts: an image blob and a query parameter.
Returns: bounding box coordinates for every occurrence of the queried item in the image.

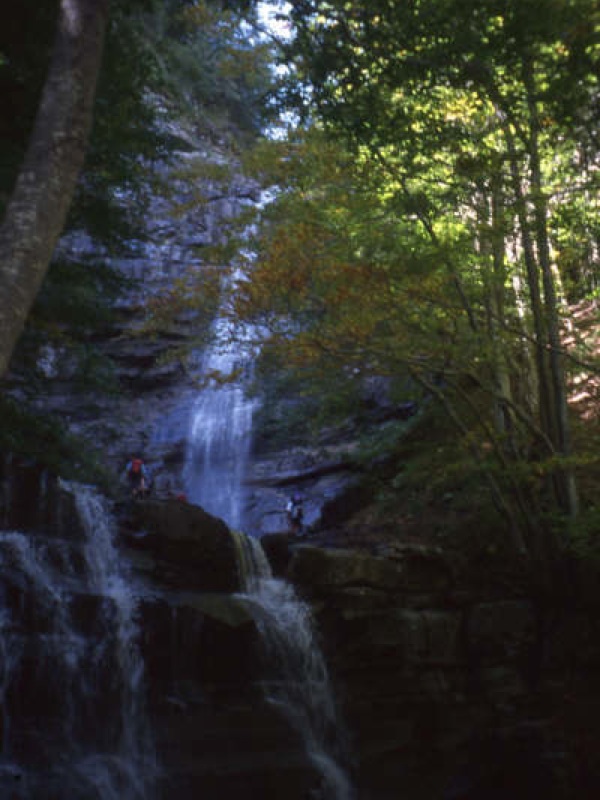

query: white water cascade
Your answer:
[178,269,356,797]
[184,304,258,531]
[71,484,157,798]
[234,534,355,800]
[0,482,156,800]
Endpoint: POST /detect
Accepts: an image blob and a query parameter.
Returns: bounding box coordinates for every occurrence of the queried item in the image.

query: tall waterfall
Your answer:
[184,307,257,531]
[0,482,156,799]
[233,534,355,800]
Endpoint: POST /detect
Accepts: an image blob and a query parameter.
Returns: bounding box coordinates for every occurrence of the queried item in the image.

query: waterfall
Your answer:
[184,304,258,531]
[70,484,157,799]
[233,533,355,800]
[0,482,156,799]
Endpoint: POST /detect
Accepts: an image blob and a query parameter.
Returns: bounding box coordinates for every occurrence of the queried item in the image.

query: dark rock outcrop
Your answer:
[276,541,600,800]
[0,455,84,539]
[119,500,344,800]
[0,470,341,800]
[121,498,239,592]
[4,460,600,799]
[137,591,325,800]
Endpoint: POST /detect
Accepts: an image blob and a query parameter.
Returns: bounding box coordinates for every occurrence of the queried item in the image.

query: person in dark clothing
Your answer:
[286,493,304,537]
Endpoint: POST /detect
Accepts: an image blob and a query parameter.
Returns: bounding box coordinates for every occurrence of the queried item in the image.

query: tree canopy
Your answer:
[223,0,600,561]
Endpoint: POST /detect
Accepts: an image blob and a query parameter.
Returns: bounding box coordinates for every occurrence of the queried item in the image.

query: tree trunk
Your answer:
[523,59,578,518]
[487,170,514,439]
[0,0,109,378]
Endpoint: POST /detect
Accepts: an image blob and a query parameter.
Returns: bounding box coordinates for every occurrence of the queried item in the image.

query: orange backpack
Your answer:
[131,458,143,474]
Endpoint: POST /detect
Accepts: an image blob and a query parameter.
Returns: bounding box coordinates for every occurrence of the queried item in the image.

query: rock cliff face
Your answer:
[277,541,600,799]
[122,502,335,800]
[0,463,349,799]
[25,122,359,538]
[40,129,258,487]
[2,461,600,799]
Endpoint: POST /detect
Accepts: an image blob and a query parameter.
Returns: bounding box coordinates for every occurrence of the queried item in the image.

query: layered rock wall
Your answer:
[4,462,600,799]
[0,468,347,799]
[279,542,600,799]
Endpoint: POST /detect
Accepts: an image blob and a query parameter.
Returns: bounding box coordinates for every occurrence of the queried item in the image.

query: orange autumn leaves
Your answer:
[231,206,453,383]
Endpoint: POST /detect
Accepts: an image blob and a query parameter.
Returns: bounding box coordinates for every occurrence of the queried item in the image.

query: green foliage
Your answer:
[66,3,173,244]
[354,414,422,471]
[0,396,112,489]
[223,1,600,553]
[34,258,130,332]
[286,0,600,301]
[568,506,600,560]
[139,0,277,138]
[0,0,167,244]
[8,255,130,397]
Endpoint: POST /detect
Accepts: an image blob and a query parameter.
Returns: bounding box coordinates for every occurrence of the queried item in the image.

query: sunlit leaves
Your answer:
[141,0,276,135]
[232,130,473,395]
[223,0,600,537]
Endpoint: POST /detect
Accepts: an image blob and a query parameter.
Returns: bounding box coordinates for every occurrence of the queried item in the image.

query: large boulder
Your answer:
[122,498,241,592]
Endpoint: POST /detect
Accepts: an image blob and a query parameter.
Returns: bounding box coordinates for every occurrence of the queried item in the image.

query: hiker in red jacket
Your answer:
[124,457,149,498]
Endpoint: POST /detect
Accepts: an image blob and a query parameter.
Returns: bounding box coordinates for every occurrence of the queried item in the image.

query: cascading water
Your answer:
[233,533,355,800]
[71,485,157,799]
[0,481,156,799]
[181,247,353,790]
[184,305,258,531]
